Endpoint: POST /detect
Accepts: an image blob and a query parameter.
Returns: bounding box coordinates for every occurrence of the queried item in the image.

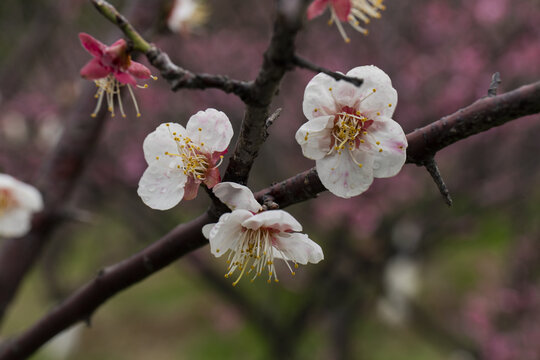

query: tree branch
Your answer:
[0,212,213,360]
[91,0,254,101]
[293,55,364,86]
[222,0,309,184]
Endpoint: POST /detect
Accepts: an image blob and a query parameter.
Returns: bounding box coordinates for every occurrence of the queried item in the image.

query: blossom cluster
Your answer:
[73,20,407,285]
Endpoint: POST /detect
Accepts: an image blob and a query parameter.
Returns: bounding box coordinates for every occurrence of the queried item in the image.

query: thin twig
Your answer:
[488,72,501,97]
[91,0,254,101]
[293,55,364,87]
[422,157,453,206]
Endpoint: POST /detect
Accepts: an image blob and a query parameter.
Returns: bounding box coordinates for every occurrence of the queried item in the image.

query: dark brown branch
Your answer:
[223,0,309,184]
[406,79,540,164]
[293,55,364,86]
[145,48,253,102]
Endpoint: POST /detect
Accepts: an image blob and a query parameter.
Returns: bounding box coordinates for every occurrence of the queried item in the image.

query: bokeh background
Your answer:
[1,0,540,359]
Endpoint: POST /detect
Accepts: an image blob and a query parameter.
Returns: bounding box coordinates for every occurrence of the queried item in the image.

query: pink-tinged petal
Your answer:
[367,118,407,178]
[114,71,137,85]
[142,123,186,164]
[332,0,352,21]
[211,150,227,165]
[316,150,374,198]
[202,223,215,239]
[204,167,221,189]
[272,232,324,265]
[295,115,334,160]
[303,72,340,119]
[79,33,105,57]
[183,177,201,200]
[242,210,302,233]
[186,108,233,153]
[208,210,253,257]
[213,182,262,213]
[346,65,397,118]
[0,208,32,238]
[137,158,187,210]
[128,61,152,79]
[307,0,330,19]
[80,58,110,80]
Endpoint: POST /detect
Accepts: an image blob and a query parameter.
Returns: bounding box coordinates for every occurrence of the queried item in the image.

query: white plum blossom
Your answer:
[203,182,324,286]
[138,108,233,210]
[167,0,208,35]
[295,65,407,198]
[0,174,43,237]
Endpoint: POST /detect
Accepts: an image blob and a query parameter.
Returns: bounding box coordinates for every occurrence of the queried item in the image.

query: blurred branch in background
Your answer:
[0,0,169,326]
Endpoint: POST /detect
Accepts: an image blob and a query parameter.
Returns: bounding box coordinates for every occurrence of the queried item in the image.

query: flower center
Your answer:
[331,106,373,152]
[223,228,277,286]
[0,189,16,216]
[164,126,215,182]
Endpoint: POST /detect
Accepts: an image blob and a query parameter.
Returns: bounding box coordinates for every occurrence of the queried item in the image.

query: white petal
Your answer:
[368,118,408,178]
[303,72,339,119]
[272,232,324,265]
[186,108,233,153]
[208,210,253,257]
[142,123,186,165]
[242,210,302,232]
[316,150,374,198]
[295,115,334,160]
[212,182,262,212]
[0,174,16,188]
[0,208,32,237]
[137,158,187,210]
[347,65,398,118]
[12,181,43,211]
[202,223,215,239]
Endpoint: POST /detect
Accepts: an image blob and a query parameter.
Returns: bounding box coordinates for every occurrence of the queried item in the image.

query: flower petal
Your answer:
[137,158,187,210]
[272,232,324,265]
[307,0,329,19]
[202,223,215,239]
[203,167,221,189]
[0,209,32,238]
[79,33,105,57]
[128,61,152,79]
[208,210,253,257]
[368,118,408,178]
[114,71,137,86]
[213,182,262,212]
[186,108,233,154]
[346,65,398,118]
[143,123,186,165]
[242,210,302,232]
[80,58,110,80]
[332,0,352,21]
[12,181,43,212]
[316,150,374,198]
[295,115,334,160]
[303,72,340,119]
[183,177,201,201]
